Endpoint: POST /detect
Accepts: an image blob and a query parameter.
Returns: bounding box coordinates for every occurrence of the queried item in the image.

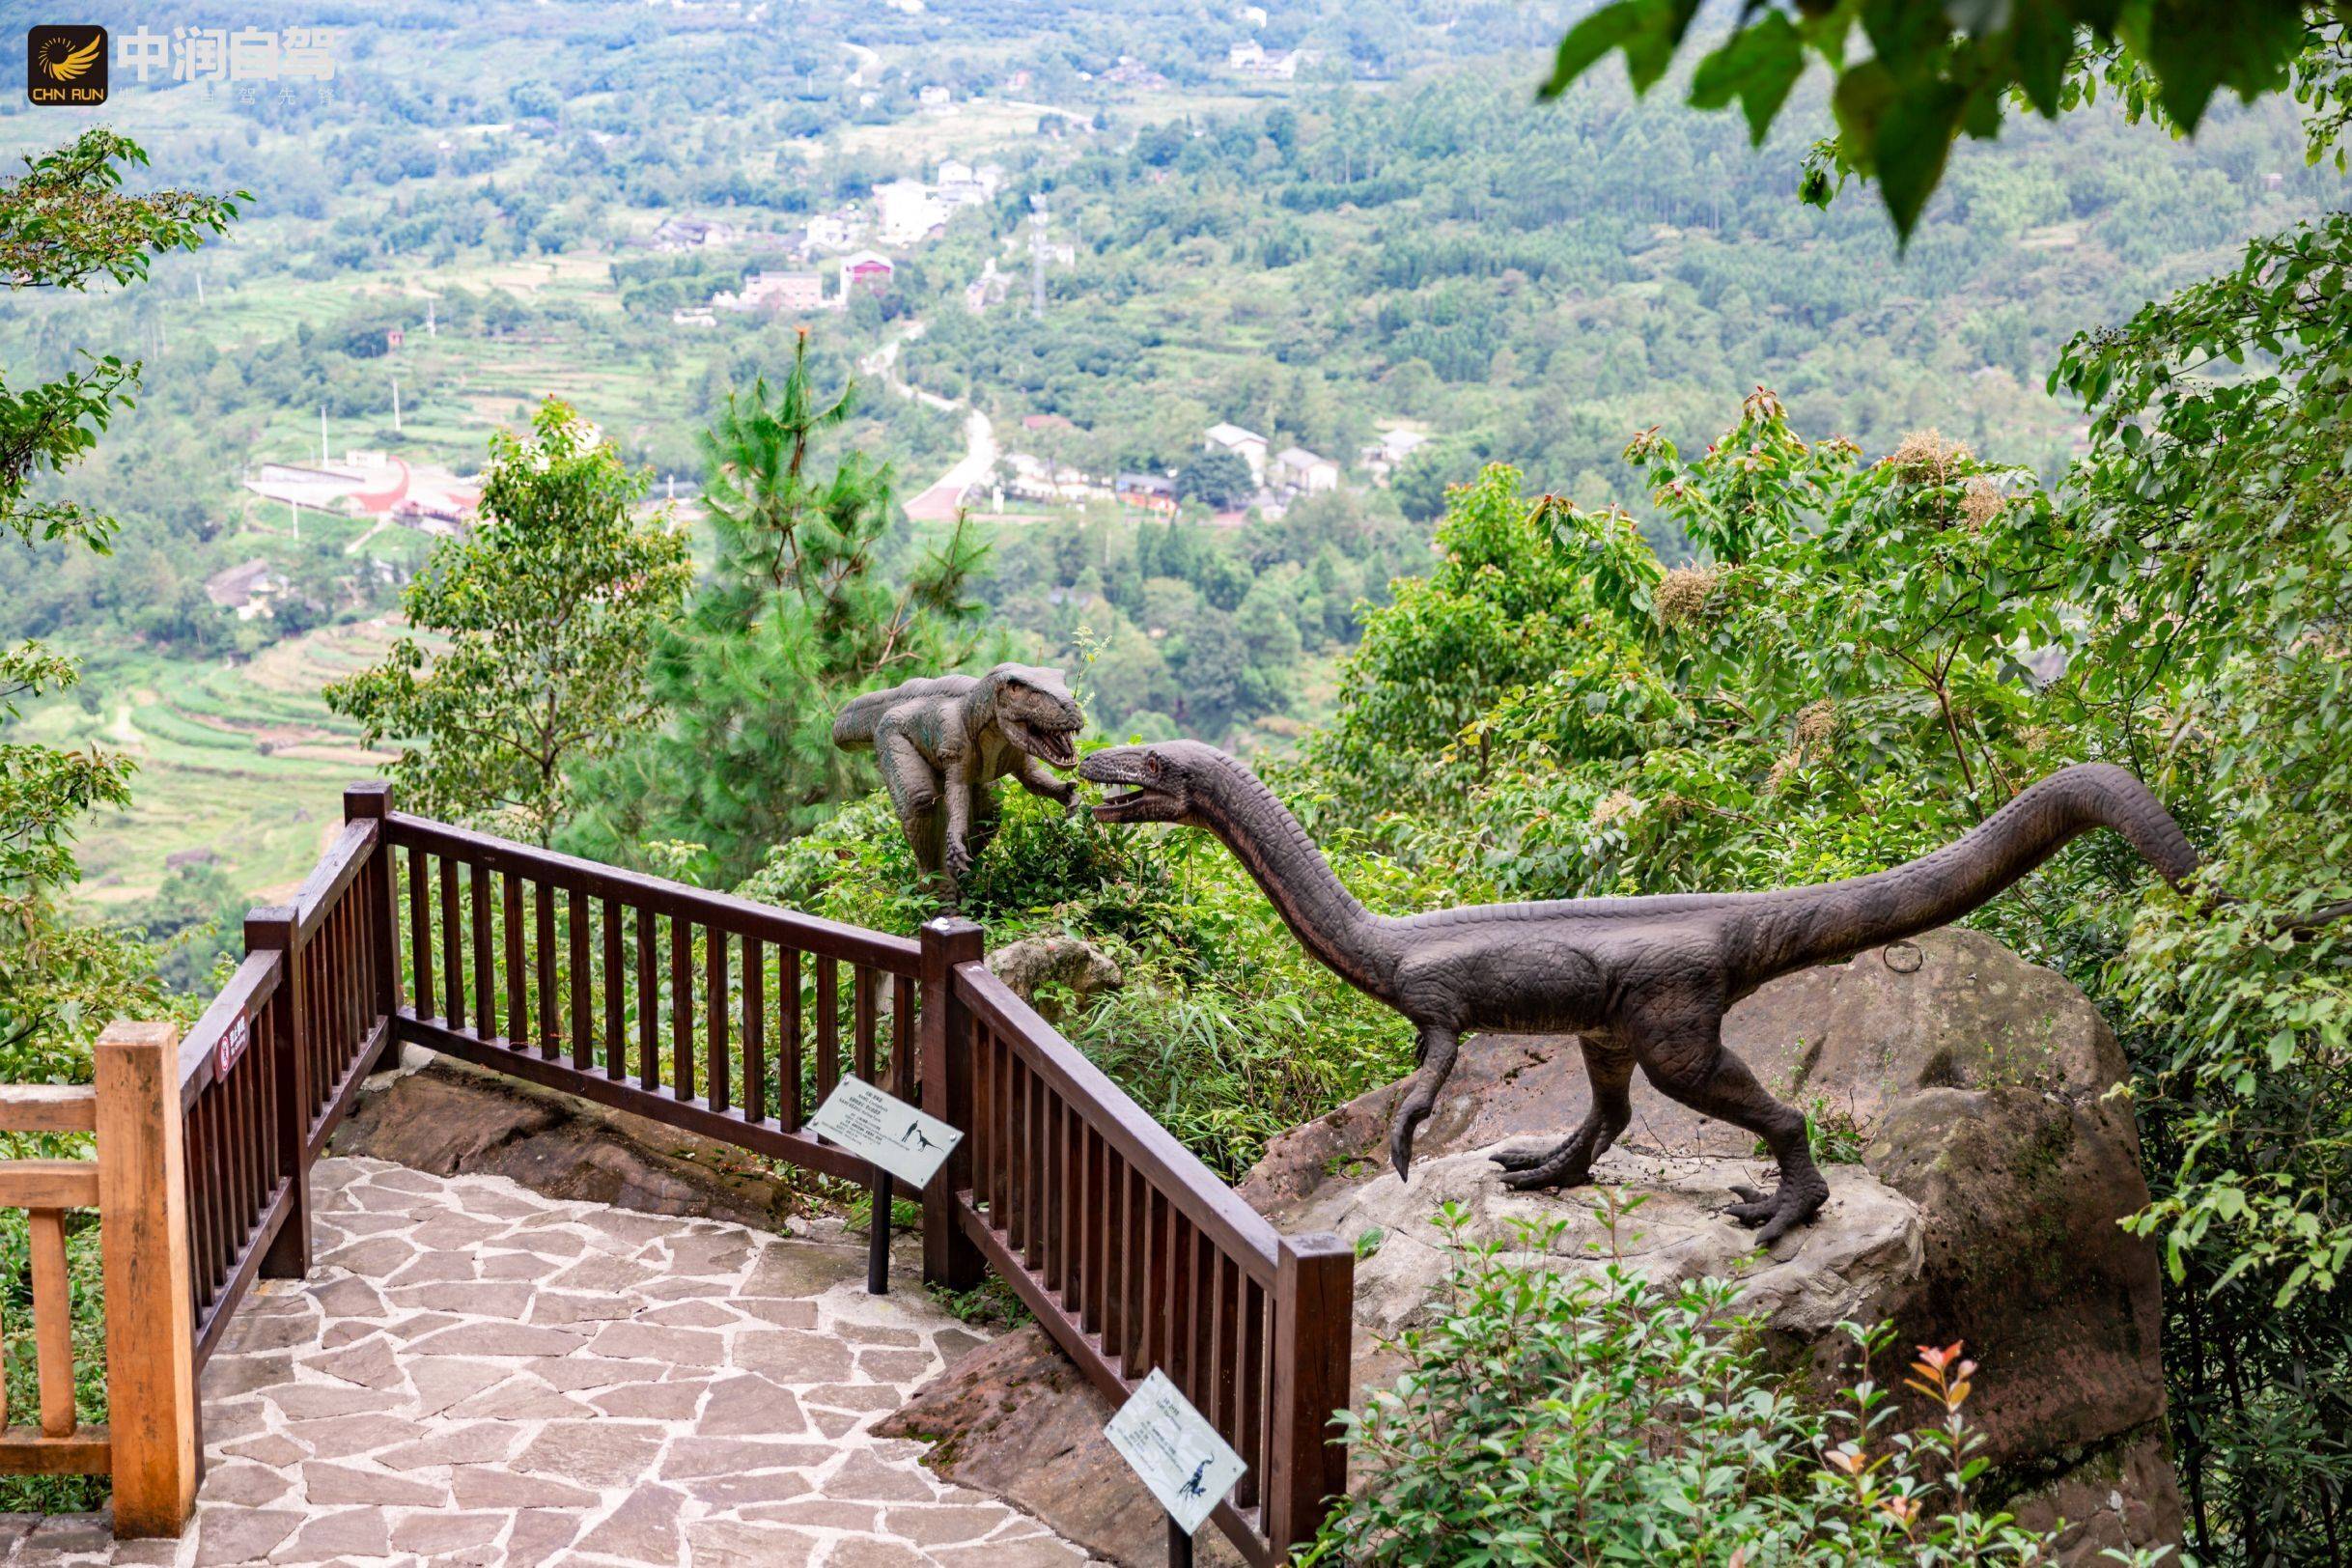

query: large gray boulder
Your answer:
[891,929,2183,1564]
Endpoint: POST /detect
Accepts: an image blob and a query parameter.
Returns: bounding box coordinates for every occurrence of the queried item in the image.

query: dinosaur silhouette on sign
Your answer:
[1079,741,2198,1244]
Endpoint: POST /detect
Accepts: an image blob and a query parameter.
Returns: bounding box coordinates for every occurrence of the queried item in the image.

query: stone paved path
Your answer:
[7,1157,1094,1567]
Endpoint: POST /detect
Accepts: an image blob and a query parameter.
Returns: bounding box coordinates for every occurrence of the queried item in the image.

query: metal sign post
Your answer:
[807,1078,963,1296]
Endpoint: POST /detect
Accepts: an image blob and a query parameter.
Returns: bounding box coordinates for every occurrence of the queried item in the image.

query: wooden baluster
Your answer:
[999,1050,1021,1253]
[1193,1234,1219,1419]
[970,1027,992,1220]
[743,938,767,1124]
[406,846,433,1022]
[602,898,625,1080]
[440,856,464,1032]
[502,873,527,1050]
[29,1209,73,1438]
[1236,1274,1265,1511]
[707,930,730,1114]
[853,965,878,1088]
[1145,1188,1170,1376]
[1049,1096,1069,1302]
[1027,1070,1048,1274]
[671,915,695,1102]
[1010,1055,1031,1263]
[469,863,492,1043]
[779,948,803,1131]
[569,887,592,1072]
[1166,1214,1193,1395]
[1212,1253,1240,1446]
[814,959,839,1106]
[890,974,915,1104]
[1071,1119,1092,1323]
[1125,1163,1150,1375]
[635,907,659,1092]
[1096,1151,1121,1356]
[535,881,559,1060]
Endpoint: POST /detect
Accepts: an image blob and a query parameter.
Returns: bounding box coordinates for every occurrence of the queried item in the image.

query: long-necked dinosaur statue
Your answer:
[1078,741,2198,1244]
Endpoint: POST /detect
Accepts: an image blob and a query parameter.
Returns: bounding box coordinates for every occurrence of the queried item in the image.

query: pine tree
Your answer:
[574,330,989,882]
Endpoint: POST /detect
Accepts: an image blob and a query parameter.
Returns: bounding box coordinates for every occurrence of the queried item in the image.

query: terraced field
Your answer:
[25,622,406,910]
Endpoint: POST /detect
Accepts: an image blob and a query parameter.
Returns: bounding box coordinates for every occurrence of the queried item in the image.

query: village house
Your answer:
[1115,472,1179,514]
[714,270,829,315]
[876,180,951,245]
[205,558,289,621]
[839,250,896,300]
[1273,446,1340,494]
[1203,422,1270,485]
[917,84,953,109]
[1358,427,1431,484]
[652,215,736,251]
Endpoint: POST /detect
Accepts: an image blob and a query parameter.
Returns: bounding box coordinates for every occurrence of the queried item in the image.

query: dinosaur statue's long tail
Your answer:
[1732,763,2198,991]
[830,688,897,750]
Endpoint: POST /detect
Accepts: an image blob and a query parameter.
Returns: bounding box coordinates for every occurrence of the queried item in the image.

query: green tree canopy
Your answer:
[1,130,235,1082]
[574,330,990,882]
[325,401,692,846]
[1541,1,2324,236]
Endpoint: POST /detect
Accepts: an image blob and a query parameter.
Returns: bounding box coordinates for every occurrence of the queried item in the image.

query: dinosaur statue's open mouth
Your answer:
[1077,747,1174,823]
[1002,716,1080,769]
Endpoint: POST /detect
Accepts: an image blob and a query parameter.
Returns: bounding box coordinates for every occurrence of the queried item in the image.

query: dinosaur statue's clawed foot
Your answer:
[1724,1180,1828,1246]
[1491,1128,1599,1191]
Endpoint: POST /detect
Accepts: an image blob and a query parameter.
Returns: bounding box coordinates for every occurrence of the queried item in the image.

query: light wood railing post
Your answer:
[245,906,311,1279]
[345,782,400,1071]
[95,1021,197,1538]
[1267,1230,1354,1554]
[919,917,987,1291]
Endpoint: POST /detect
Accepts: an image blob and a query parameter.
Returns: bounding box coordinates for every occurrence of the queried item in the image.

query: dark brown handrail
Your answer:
[385,813,920,974]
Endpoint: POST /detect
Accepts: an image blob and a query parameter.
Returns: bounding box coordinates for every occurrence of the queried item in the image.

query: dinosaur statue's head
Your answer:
[1078,741,1223,826]
[985,664,1083,770]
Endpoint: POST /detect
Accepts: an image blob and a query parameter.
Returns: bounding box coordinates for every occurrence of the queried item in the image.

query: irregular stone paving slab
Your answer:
[12,1158,1096,1568]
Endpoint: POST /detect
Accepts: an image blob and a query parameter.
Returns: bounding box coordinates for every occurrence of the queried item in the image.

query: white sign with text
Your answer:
[805,1078,962,1190]
[1104,1368,1246,1537]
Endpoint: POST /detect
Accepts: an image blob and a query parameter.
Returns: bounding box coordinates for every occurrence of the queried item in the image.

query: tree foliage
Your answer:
[574,331,989,882]
[325,401,691,845]
[0,132,231,1085]
[1540,0,2319,236]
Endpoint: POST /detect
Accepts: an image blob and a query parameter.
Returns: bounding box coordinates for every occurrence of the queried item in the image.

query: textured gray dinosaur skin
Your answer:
[1079,740,2199,1244]
[832,663,1083,911]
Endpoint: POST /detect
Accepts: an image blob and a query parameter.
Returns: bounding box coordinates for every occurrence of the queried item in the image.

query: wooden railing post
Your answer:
[1266,1231,1354,1554]
[346,781,399,1066]
[919,916,986,1291]
[245,906,311,1279]
[95,1021,197,1538]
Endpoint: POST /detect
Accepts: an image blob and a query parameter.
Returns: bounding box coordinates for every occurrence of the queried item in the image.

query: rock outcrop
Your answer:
[890,929,2183,1564]
[985,935,1123,1022]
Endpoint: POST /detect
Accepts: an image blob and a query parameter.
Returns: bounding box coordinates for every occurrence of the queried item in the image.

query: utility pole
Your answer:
[1028,192,1048,320]
[391,378,402,434]
[426,297,436,338]
[320,406,329,467]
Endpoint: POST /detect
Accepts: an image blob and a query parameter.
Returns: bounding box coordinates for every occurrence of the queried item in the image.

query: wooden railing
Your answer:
[0,1022,196,1536]
[919,918,1355,1566]
[53,789,1354,1554]
[175,783,399,1363]
[378,811,920,1182]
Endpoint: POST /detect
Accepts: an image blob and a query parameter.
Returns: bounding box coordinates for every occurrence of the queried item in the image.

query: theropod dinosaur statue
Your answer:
[834,663,1083,911]
[1078,741,2198,1244]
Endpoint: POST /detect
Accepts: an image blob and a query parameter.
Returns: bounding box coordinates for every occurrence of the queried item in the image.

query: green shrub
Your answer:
[1305,1196,2173,1568]
[741,772,1433,1180]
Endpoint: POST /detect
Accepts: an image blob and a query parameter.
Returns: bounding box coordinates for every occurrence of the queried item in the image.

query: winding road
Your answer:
[864,319,996,523]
